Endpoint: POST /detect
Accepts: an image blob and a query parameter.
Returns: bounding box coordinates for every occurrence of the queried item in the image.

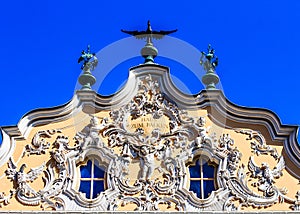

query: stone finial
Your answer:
[200,44,220,89]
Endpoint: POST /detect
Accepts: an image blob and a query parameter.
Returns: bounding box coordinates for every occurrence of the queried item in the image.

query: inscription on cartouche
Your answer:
[126,116,169,134]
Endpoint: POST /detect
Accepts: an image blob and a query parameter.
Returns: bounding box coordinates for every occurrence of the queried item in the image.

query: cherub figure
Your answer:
[78,116,104,148]
[156,140,176,178]
[194,117,211,147]
[139,145,156,181]
[131,144,158,181]
[89,116,102,143]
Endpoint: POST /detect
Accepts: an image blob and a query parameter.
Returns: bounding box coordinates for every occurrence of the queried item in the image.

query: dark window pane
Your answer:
[94,164,105,178]
[203,180,215,198]
[80,160,92,178]
[190,180,201,198]
[79,181,91,199]
[189,160,201,178]
[94,159,99,166]
[202,162,215,178]
[93,181,105,198]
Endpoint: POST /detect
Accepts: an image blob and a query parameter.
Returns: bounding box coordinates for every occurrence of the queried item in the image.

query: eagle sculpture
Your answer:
[121,20,177,43]
[77,45,98,70]
[248,156,285,192]
[5,158,45,196]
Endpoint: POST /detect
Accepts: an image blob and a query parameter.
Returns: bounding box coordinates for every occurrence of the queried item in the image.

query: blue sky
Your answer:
[0,0,299,141]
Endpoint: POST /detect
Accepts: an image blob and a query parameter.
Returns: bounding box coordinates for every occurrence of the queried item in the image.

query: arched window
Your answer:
[79,158,105,199]
[189,157,216,199]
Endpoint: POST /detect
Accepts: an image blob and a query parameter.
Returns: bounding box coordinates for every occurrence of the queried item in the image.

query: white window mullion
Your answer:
[90,158,95,199]
[200,159,204,199]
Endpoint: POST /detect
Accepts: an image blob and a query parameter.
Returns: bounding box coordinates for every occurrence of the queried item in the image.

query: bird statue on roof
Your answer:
[200,44,220,89]
[200,44,219,70]
[121,20,177,44]
[121,21,177,63]
[78,45,98,70]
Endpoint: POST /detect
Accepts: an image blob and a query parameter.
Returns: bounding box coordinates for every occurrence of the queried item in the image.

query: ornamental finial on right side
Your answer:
[77,45,98,90]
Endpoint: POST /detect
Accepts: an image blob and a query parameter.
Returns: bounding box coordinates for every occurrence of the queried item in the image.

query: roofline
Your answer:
[0,64,299,176]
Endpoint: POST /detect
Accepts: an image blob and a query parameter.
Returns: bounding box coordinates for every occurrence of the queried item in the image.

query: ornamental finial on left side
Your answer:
[200,44,220,90]
[78,45,98,90]
[78,45,98,71]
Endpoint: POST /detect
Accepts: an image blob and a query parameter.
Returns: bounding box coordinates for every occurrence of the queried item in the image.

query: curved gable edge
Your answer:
[0,69,299,179]
[0,94,79,166]
[197,90,300,179]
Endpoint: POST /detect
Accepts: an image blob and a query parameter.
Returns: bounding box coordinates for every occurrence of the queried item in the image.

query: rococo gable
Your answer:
[0,22,299,213]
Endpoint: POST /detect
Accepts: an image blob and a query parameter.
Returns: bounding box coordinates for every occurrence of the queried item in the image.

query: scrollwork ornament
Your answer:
[216,134,242,176]
[291,190,300,210]
[224,196,240,211]
[25,129,61,155]
[234,128,279,159]
[4,69,295,212]
[0,191,13,207]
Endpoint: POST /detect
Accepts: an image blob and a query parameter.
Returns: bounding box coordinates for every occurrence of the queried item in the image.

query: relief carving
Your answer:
[0,191,13,208]
[25,129,61,155]
[2,74,296,211]
[248,156,285,196]
[224,129,291,210]
[234,129,279,159]
[5,158,45,206]
[291,191,300,210]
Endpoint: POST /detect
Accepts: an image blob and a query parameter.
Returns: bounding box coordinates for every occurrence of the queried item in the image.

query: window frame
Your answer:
[79,157,106,200]
[188,156,217,199]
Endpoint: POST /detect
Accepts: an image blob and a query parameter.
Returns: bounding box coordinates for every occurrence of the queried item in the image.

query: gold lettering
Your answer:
[131,123,144,129]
